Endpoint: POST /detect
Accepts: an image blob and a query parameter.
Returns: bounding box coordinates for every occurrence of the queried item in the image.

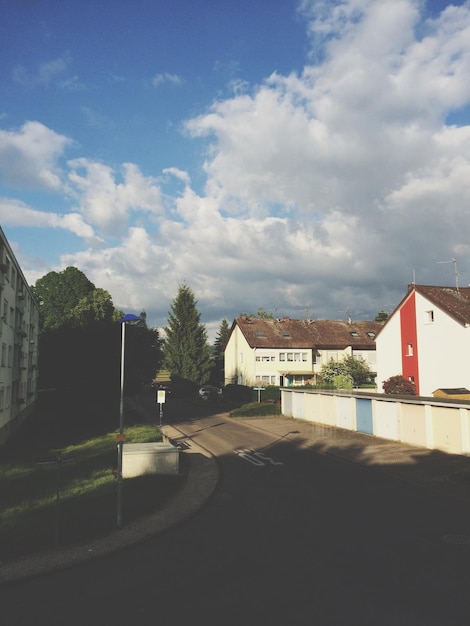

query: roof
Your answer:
[412,285,470,326]
[232,316,382,350]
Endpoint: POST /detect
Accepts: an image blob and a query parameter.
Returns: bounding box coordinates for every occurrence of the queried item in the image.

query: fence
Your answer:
[281,389,470,456]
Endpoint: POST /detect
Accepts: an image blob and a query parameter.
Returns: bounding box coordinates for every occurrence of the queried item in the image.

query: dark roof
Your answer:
[232,316,382,350]
[412,285,470,326]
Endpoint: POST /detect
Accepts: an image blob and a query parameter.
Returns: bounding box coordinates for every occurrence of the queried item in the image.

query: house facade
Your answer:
[0,227,40,445]
[375,284,470,397]
[224,315,382,387]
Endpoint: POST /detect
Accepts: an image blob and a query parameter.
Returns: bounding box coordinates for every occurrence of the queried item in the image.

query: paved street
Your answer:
[2,393,470,625]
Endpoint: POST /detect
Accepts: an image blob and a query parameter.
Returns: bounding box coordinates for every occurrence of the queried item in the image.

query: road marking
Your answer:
[235,448,284,467]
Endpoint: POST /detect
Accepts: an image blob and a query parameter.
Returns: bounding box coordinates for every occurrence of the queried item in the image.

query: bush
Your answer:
[230,402,281,418]
[223,384,253,402]
[382,375,416,395]
[256,385,281,403]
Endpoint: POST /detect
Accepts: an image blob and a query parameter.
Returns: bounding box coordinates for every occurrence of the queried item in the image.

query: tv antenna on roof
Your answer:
[437,257,461,292]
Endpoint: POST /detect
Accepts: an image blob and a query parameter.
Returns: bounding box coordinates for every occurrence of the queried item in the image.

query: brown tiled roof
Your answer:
[412,285,470,326]
[233,316,382,350]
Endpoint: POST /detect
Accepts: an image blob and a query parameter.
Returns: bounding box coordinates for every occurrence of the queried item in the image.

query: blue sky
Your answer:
[1,0,470,340]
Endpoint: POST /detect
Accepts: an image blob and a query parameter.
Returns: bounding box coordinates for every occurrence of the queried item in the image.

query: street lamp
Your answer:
[117,313,141,528]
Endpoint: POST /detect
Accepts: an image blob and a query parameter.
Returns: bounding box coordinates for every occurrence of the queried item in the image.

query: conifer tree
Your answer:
[164,284,211,385]
[211,318,230,385]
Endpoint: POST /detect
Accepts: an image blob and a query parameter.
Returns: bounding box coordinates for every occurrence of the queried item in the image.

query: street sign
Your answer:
[253,387,265,402]
[157,390,166,404]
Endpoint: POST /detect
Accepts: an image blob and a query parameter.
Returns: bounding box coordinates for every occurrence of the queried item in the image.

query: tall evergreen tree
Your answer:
[211,318,230,386]
[164,284,211,385]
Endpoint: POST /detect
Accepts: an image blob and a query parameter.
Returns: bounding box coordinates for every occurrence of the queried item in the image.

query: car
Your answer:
[198,385,221,400]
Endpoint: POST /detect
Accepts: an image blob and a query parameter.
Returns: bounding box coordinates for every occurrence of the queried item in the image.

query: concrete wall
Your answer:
[122,442,180,478]
[281,388,470,456]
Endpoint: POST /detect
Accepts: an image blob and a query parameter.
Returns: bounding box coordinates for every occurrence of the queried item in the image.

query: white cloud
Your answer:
[67,159,165,237]
[0,198,101,244]
[0,121,71,190]
[152,72,183,87]
[12,56,71,89]
[6,0,470,334]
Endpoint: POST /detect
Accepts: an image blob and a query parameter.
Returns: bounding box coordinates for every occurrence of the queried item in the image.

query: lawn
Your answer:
[0,391,184,561]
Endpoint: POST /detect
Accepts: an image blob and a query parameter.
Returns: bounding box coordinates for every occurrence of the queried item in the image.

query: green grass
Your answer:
[0,396,184,561]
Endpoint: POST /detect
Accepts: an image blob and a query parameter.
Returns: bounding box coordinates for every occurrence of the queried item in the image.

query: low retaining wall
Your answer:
[122,442,180,478]
[281,389,470,456]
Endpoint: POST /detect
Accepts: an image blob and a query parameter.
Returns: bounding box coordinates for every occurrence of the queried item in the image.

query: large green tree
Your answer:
[210,318,231,386]
[164,284,211,385]
[33,267,162,394]
[32,266,109,331]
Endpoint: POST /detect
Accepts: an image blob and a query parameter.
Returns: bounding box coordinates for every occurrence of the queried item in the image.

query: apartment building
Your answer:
[0,226,40,445]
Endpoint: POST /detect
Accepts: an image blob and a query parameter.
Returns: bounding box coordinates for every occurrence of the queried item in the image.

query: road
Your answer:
[2,395,470,625]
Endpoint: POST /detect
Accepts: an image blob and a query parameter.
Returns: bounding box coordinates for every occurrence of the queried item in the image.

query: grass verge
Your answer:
[0,393,184,561]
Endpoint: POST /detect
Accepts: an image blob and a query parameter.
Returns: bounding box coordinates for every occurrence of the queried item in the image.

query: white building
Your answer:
[0,227,40,445]
[376,284,470,397]
[224,315,382,387]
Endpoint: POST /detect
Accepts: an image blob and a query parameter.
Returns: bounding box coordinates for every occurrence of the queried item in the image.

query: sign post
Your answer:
[253,387,265,402]
[156,389,166,427]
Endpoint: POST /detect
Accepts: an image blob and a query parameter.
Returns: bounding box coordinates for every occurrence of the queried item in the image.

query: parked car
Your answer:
[198,385,221,400]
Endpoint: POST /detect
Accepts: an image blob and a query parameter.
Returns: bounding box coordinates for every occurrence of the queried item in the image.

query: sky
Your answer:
[1,0,470,341]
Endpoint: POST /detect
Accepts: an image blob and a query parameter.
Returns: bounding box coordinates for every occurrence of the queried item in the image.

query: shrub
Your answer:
[333,374,353,390]
[223,384,253,402]
[382,375,416,395]
[230,402,281,418]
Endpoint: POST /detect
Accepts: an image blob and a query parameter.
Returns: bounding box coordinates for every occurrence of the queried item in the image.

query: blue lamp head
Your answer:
[121,313,141,323]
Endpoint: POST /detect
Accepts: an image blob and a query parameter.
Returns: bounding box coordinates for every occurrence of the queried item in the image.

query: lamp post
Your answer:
[117,313,141,528]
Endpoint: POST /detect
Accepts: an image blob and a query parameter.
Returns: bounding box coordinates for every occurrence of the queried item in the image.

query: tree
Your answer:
[210,318,231,386]
[32,267,97,331]
[320,355,373,387]
[32,267,162,395]
[382,375,416,395]
[164,284,212,385]
[375,310,389,323]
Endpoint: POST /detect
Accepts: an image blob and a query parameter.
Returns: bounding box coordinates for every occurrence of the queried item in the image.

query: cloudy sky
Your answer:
[1,0,470,340]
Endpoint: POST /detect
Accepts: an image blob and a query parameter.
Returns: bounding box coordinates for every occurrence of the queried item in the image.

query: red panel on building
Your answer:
[400,292,420,395]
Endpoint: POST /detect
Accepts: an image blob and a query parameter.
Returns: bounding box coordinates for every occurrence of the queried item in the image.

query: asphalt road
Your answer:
[3,396,470,625]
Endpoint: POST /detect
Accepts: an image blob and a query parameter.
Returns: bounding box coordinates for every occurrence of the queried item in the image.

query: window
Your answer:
[287,353,294,361]
[281,331,291,338]
[350,331,359,337]
[1,343,5,366]
[279,353,286,361]
[367,332,375,337]
[0,388,4,411]
[406,343,413,356]
[254,330,266,337]
[425,310,434,324]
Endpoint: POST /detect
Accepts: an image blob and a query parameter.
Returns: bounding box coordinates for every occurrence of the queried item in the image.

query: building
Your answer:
[376,284,470,397]
[0,227,40,446]
[224,315,382,387]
